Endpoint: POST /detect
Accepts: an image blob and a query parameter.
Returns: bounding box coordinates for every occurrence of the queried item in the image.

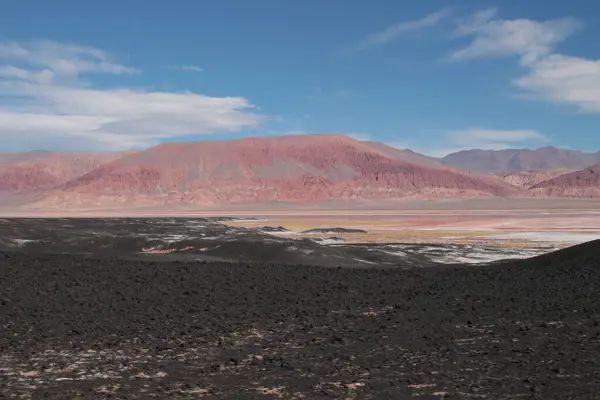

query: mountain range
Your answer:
[440,147,600,174]
[2,134,600,209]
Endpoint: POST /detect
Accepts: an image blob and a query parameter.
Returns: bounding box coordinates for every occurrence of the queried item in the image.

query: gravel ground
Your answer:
[0,218,550,267]
[1,241,600,399]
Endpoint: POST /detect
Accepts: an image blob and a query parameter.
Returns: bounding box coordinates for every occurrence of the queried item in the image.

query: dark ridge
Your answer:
[1,241,600,398]
[507,238,600,267]
[301,227,368,234]
[259,225,288,232]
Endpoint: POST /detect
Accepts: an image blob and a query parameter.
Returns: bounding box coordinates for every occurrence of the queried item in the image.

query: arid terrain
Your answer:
[224,209,600,249]
[0,217,553,267]
[1,136,600,399]
[5,197,598,250]
[2,238,600,399]
[3,1,600,397]
[0,135,599,210]
[0,208,599,399]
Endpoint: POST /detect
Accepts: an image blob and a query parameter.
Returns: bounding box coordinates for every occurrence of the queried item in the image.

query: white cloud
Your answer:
[450,8,579,62]
[0,40,263,150]
[450,10,600,113]
[345,8,452,54]
[515,54,600,112]
[167,65,204,72]
[0,66,55,83]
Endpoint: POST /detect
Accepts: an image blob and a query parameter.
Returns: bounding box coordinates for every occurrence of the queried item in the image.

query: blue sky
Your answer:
[0,0,599,156]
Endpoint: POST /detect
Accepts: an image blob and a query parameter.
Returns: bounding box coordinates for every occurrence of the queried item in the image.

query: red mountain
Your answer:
[529,164,600,198]
[29,134,520,208]
[0,151,130,193]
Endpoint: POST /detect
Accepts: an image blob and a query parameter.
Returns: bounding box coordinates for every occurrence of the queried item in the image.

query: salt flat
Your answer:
[224,208,600,249]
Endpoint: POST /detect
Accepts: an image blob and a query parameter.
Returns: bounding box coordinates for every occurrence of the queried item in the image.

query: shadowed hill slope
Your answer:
[530,164,600,197]
[518,238,600,266]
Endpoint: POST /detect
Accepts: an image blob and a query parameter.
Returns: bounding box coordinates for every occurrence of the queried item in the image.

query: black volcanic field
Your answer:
[1,218,599,399]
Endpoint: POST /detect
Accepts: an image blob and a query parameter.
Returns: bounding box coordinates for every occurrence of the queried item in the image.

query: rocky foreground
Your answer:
[1,241,600,399]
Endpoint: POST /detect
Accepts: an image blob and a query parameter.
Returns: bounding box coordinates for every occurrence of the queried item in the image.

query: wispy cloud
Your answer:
[0,40,262,150]
[450,128,547,144]
[398,128,548,157]
[449,9,600,113]
[167,64,204,72]
[272,131,371,142]
[449,8,580,62]
[0,40,138,77]
[344,7,452,54]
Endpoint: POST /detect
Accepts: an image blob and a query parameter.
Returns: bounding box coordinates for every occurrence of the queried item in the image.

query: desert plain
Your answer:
[7,198,600,249]
[225,209,600,248]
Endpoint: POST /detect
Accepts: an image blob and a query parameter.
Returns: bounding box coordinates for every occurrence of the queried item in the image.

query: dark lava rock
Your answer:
[301,227,368,234]
[260,226,288,232]
[0,218,432,268]
[1,240,600,398]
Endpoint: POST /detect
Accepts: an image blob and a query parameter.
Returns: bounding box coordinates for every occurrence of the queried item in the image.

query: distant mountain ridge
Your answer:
[0,135,598,209]
[441,147,600,174]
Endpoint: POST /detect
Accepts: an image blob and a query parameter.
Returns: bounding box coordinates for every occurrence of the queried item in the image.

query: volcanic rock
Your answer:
[260,226,288,232]
[301,227,367,234]
[1,239,600,398]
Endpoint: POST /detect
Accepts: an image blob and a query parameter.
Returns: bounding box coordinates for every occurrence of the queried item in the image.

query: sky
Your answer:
[1,0,599,156]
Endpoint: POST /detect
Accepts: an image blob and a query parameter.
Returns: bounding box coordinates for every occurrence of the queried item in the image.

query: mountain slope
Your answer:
[501,169,572,189]
[30,134,520,208]
[0,151,131,193]
[529,164,600,197]
[442,147,600,174]
[362,142,443,168]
